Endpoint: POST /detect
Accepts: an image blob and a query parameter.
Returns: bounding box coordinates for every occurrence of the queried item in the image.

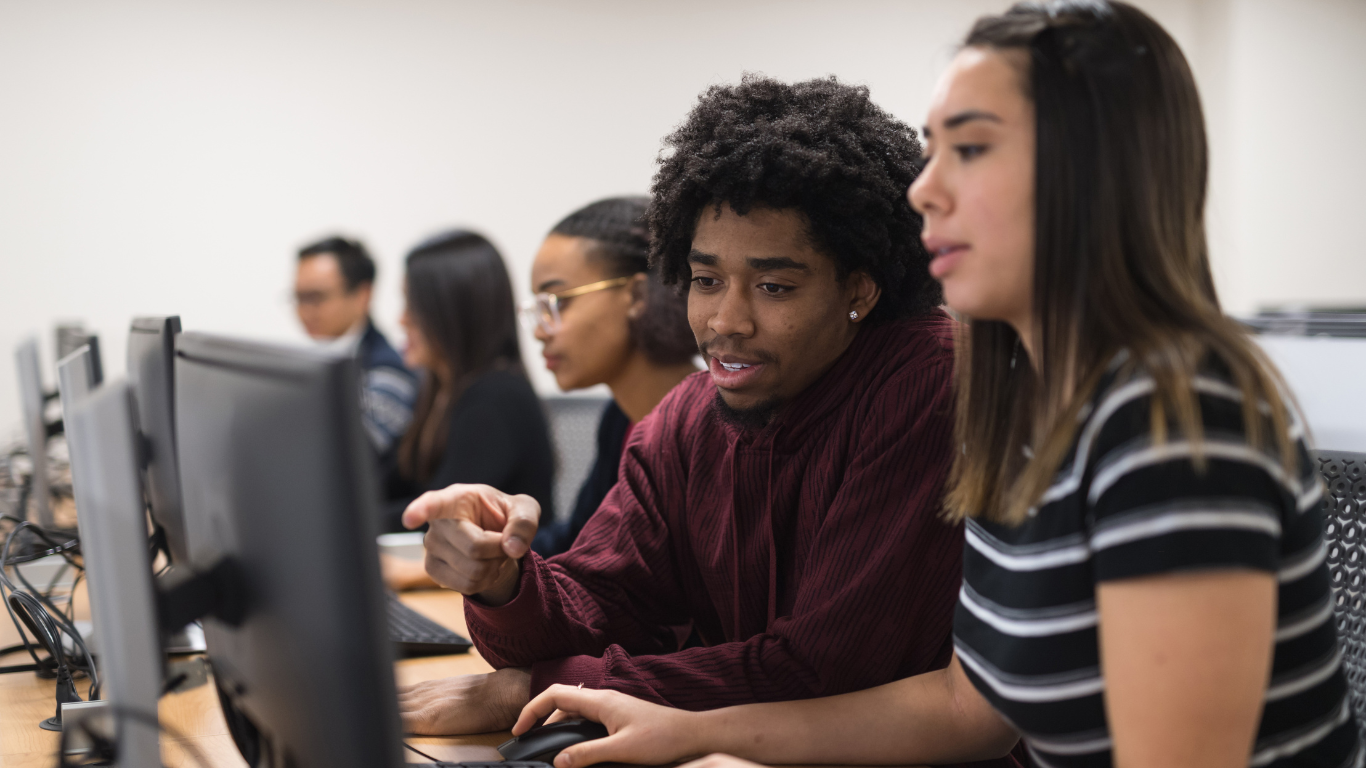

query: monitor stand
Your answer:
[43,604,203,656]
[166,622,206,655]
[69,620,96,656]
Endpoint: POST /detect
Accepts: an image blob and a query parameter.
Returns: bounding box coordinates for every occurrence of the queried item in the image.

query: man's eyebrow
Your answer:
[687,251,810,272]
[535,278,566,292]
[747,257,810,272]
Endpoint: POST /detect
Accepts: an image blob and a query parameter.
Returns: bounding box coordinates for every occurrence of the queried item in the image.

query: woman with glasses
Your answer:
[380,229,555,537]
[522,196,698,557]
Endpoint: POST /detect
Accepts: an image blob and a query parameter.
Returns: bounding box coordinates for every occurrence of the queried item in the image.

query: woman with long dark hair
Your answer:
[503,3,1359,767]
[524,196,698,557]
[382,230,554,534]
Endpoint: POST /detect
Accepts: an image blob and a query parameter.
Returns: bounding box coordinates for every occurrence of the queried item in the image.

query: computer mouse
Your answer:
[497,719,610,762]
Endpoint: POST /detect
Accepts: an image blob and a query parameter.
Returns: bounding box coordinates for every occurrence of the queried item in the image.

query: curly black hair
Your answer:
[646,74,941,323]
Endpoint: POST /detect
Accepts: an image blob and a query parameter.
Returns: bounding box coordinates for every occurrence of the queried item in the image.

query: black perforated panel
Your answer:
[1318,450,1366,743]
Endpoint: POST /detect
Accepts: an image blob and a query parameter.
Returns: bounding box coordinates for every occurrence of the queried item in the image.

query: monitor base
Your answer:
[166,621,206,655]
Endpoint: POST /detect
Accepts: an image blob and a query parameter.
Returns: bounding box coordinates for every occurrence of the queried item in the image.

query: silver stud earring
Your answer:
[849,310,859,321]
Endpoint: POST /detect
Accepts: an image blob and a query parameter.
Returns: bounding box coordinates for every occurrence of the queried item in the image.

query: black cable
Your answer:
[8,522,96,698]
[65,571,82,624]
[0,520,97,696]
[2,521,87,616]
[0,525,55,672]
[404,741,445,763]
[0,516,98,703]
[0,639,55,676]
[14,555,86,641]
[0,514,81,564]
[51,570,86,687]
[9,476,30,536]
[7,589,79,709]
[14,553,76,620]
[161,672,189,696]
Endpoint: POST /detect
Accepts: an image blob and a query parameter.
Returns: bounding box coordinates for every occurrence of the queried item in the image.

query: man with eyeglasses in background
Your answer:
[294,235,417,466]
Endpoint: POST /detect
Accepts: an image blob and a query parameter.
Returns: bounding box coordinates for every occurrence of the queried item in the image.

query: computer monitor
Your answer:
[127,316,187,565]
[15,337,55,529]
[55,325,103,387]
[174,332,404,768]
[56,345,103,647]
[1256,335,1366,451]
[57,346,99,408]
[85,335,103,387]
[63,381,162,768]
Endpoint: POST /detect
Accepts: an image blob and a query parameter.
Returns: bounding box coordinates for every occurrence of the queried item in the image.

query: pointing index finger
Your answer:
[402,484,502,530]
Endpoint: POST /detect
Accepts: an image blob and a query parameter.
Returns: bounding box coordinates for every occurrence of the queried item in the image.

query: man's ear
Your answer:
[626,273,649,320]
[354,282,375,312]
[846,270,881,322]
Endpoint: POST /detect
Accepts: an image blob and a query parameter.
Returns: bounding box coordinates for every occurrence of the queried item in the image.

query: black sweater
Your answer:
[383,369,554,533]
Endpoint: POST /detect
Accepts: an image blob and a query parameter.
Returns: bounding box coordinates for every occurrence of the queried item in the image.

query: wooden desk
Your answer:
[0,587,929,768]
[0,587,505,767]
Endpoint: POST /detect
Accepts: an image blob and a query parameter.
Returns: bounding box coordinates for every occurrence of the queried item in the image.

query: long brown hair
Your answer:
[947,1,1296,525]
[398,230,524,482]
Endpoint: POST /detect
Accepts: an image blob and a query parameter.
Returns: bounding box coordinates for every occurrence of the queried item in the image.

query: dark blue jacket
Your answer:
[356,319,416,463]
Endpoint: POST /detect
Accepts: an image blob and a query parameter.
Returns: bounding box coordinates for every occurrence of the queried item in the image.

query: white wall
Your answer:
[2,0,1363,439]
[1219,0,1366,313]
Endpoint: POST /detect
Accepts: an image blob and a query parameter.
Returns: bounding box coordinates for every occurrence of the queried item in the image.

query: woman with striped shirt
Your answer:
[506,2,1360,766]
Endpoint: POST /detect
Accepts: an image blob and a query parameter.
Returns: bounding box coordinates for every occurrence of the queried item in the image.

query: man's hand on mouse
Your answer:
[513,684,703,768]
[402,484,540,606]
[397,668,531,735]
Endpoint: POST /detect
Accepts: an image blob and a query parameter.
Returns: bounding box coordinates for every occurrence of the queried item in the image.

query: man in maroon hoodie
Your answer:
[396,76,987,758]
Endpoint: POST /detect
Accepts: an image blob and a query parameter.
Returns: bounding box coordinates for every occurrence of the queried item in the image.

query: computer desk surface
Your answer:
[0,587,501,767]
[0,586,930,768]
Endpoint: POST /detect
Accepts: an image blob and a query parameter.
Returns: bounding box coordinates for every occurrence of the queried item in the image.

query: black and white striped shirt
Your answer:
[955,359,1360,768]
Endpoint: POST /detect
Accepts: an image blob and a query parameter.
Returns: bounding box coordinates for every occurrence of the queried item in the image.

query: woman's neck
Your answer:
[606,353,699,423]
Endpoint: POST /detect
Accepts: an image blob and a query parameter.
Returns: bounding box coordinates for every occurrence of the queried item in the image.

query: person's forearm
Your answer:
[692,665,1018,766]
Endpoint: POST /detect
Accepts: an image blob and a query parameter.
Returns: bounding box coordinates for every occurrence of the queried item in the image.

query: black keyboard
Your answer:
[412,763,549,768]
[386,592,473,657]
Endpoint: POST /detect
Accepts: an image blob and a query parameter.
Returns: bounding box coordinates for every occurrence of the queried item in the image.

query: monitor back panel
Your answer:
[174,332,402,768]
[14,337,53,528]
[127,317,188,564]
[57,346,98,407]
[65,382,162,768]
[57,346,103,604]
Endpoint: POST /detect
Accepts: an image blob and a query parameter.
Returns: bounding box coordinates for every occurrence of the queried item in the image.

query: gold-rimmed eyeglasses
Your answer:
[518,276,634,334]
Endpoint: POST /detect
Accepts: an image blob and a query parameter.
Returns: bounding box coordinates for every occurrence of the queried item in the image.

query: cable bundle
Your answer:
[0,514,97,727]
